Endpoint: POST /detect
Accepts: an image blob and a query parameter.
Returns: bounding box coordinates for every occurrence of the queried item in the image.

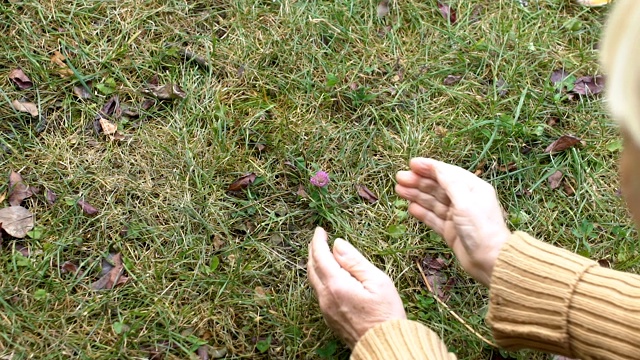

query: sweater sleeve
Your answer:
[487,231,640,359]
[350,319,457,360]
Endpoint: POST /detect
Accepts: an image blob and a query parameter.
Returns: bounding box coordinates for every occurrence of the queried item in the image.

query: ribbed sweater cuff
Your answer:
[351,319,455,360]
[487,231,596,356]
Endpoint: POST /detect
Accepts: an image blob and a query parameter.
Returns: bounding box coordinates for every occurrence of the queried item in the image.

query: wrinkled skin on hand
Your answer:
[307,228,406,348]
[395,157,511,286]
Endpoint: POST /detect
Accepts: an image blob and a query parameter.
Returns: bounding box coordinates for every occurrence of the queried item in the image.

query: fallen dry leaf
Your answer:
[421,255,453,302]
[77,199,99,216]
[45,188,57,205]
[145,83,186,100]
[227,173,257,191]
[50,51,74,77]
[0,206,34,238]
[60,261,83,276]
[141,98,155,110]
[443,74,462,85]
[563,181,575,196]
[356,184,378,204]
[438,2,457,24]
[73,84,92,99]
[9,69,33,89]
[12,100,38,117]
[99,118,126,140]
[8,171,37,206]
[197,345,209,360]
[0,192,5,203]
[296,184,308,198]
[496,162,517,172]
[550,69,569,86]
[597,259,611,268]
[377,0,389,17]
[546,116,560,127]
[91,253,128,290]
[544,134,583,153]
[572,75,605,96]
[548,170,563,190]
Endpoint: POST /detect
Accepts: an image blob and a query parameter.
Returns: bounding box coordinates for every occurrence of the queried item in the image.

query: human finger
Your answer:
[310,227,342,284]
[332,239,380,289]
[407,202,445,236]
[395,171,449,205]
[395,185,450,219]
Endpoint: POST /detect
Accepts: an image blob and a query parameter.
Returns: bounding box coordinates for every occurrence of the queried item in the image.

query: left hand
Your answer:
[307,227,407,348]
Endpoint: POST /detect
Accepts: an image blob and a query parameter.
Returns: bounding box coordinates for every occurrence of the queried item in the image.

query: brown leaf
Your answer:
[12,100,38,117]
[60,261,82,275]
[91,253,128,290]
[145,83,186,100]
[550,69,569,85]
[546,116,560,127]
[597,259,611,268]
[296,184,308,198]
[8,171,36,206]
[377,0,389,17]
[227,173,257,191]
[50,51,74,77]
[548,170,563,190]
[544,134,583,153]
[443,74,461,85]
[356,184,378,204]
[421,255,452,301]
[438,3,457,24]
[141,98,155,110]
[77,199,99,216]
[197,345,209,360]
[45,188,57,205]
[0,206,34,238]
[563,181,575,196]
[100,95,120,118]
[497,162,517,172]
[572,75,605,96]
[73,84,92,99]
[99,118,118,135]
[9,69,33,90]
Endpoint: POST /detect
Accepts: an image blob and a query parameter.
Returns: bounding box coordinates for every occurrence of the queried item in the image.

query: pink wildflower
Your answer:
[310,171,330,187]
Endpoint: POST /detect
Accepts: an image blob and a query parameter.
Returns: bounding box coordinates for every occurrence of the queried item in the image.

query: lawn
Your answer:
[0,0,634,359]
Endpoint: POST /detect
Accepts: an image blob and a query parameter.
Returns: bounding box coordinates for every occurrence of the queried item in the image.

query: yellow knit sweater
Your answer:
[351,232,640,360]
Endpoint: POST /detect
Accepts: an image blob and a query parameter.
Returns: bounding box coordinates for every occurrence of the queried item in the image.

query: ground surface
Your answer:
[0,0,634,359]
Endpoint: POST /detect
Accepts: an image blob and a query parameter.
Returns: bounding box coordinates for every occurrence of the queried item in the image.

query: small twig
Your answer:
[178,48,209,69]
[416,260,497,348]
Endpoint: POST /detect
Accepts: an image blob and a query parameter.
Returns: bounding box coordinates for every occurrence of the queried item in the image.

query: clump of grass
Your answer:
[0,0,632,359]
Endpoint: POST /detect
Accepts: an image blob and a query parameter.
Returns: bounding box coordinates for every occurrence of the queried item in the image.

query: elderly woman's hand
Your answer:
[307,227,406,348]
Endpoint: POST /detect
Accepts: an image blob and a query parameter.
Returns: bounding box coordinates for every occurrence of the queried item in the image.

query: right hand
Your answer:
[395,158,510,286]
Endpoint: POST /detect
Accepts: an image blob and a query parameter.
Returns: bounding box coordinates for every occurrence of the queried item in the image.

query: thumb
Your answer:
[333,239,382,283]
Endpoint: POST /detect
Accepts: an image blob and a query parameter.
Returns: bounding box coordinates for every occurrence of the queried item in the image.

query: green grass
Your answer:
[0,0,635,359]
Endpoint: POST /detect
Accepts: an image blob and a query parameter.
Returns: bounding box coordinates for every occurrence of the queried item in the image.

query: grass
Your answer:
[0,0,635,359]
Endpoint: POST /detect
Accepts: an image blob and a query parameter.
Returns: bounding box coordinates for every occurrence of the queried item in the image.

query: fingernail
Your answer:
[333,238,348,257]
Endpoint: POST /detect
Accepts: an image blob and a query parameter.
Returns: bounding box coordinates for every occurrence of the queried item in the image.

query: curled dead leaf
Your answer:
[12,100,38,117]
[8,171,36,206]
[544,134,583,153]
[227,173,257,191]
[77,199,99,216]
[437,3,457,24]
[296,184,308,198]
[45,188,57,205]
[9,69,33,89]
[145,83,186,100]
[91,253,128,290]
[0,206,34,238]
[50,51,74,77]
[548,170,563,190]
[443,74,462,85]
[356,184,378,204]
[572,75,605,96]
[73,84,92,99]
[377,0,390,17]
[550,69,569,86]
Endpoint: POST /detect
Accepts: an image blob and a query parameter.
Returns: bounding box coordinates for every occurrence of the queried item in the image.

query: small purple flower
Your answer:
[310,171,330,188]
